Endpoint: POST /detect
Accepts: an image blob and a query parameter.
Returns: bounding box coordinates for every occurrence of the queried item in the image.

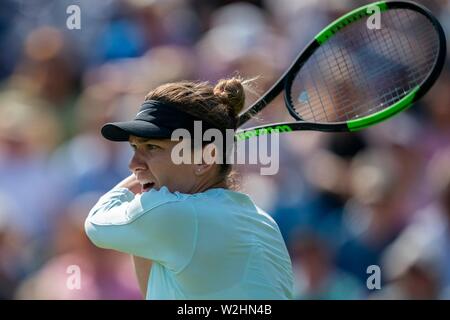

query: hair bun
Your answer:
[213,78,245,117]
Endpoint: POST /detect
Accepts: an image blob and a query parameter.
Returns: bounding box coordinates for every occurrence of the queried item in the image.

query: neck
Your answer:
[191,175,227,194]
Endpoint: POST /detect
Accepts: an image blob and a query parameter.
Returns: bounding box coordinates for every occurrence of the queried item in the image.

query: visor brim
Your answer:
[101,120,172,141]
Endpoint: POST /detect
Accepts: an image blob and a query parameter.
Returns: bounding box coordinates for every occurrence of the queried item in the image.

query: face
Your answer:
[128,135,222,194]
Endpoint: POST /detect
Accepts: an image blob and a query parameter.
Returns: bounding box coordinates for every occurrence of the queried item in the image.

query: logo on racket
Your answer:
[298,91,310,104]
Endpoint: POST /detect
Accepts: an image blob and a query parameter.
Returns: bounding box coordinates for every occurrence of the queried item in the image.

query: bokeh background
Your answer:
[0,0,449,300]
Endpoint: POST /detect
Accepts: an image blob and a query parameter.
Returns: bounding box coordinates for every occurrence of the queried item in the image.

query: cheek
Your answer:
[166,163,197,191]
[167,162,195,181]
[148,152,194,185]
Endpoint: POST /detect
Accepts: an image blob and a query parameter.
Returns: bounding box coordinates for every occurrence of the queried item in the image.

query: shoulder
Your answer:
[136,187,265,222]
[189,188,276,228]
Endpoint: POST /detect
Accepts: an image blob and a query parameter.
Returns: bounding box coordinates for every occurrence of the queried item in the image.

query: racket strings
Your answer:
[332,10,434,117]
[298,27,428,120]
[291,8,439,123]
[316,19,434,120]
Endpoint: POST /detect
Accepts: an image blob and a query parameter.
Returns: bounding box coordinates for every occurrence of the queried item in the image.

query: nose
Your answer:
[128,150,147,173]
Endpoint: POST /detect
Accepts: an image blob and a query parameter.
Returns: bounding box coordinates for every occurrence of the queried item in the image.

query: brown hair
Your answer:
[144,77,251,188]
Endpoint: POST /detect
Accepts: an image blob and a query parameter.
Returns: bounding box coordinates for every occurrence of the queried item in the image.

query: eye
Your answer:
[130,144,137,151]
[145,144,160,151]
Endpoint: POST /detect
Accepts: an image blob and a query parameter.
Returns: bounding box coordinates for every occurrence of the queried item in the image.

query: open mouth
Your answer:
[141,182,155,193]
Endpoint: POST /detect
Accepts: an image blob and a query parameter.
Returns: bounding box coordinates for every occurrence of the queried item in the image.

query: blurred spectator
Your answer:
[378,148,450,299]
[0,193,29,299]
[14,193,141,299]
[273,133,366,248]
[336,147,407,284]
[371,262,441,300]
[290,231,364,300]
[0,91,64,237]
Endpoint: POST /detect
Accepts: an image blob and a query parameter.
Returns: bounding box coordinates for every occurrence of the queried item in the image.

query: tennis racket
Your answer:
[236,1,446,141]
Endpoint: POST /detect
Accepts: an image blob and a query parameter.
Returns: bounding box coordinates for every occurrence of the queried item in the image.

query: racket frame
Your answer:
[236,0,447,140]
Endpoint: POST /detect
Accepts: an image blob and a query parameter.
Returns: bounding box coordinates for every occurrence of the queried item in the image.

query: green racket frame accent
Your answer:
[346,85,420,131]
[235,125,293,141]
[315,1,389,45]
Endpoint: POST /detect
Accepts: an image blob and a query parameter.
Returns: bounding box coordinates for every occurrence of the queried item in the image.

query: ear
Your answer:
[193,163,215,176]
[194,144,218,176]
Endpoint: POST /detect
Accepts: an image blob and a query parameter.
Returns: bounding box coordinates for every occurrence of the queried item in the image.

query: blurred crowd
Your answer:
[0,0,449,300]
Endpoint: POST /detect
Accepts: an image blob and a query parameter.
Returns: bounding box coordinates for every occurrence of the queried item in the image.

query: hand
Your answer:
[115,174,141,195]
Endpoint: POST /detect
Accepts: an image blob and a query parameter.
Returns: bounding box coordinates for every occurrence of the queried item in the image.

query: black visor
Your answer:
[101,100,217,141]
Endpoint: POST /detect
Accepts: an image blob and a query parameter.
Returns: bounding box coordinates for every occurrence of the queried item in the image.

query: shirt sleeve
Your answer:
[85,186,198,273]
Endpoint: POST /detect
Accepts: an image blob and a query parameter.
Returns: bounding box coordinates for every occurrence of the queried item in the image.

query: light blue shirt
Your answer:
[85,186,294,300]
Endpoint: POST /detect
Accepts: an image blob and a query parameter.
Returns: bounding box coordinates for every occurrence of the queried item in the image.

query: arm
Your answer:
[116,175,153,298]
[132,256,152,298]
[84,175,197,277]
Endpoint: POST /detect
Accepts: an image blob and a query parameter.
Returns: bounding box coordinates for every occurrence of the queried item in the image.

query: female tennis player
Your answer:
[84,78,294,299]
